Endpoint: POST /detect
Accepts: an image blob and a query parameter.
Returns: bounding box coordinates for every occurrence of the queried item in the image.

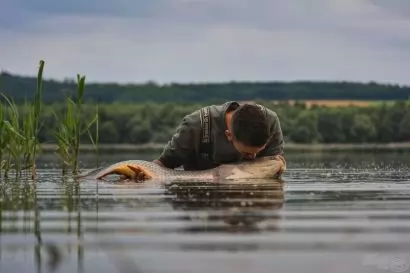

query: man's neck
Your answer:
[225,110,234,131]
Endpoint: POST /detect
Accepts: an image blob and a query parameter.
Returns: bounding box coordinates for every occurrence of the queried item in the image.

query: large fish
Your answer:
[77,155,286,183]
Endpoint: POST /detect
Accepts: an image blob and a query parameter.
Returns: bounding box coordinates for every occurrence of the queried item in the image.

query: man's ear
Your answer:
[225,130,233,141]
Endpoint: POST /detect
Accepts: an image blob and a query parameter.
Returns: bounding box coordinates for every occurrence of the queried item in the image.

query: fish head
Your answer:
[216,156,286,180]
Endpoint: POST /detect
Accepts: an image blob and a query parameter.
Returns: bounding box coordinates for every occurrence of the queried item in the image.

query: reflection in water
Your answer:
[165,180,284,235]
[0,175,85,273]
[0,172,285,273]
[1,151,410,273]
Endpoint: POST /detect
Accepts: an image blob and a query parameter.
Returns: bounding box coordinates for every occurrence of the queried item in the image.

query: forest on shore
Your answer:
[1,72,410,146]
[1,72,410,103]
[13,100,410,146]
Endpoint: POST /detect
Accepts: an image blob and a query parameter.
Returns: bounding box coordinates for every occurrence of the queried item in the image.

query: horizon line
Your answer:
[2,70,409,88]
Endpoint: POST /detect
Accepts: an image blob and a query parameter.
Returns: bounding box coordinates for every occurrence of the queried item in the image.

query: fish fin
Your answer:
[76,167,106,180]
[126,165,153,181]
[96,170,119,180]
[213,165,237,181]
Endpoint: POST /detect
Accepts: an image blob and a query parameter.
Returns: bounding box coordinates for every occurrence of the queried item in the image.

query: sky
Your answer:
[1,0,410,85]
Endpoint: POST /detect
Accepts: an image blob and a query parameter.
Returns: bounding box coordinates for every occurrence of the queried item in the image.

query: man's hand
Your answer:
[274,154,286,165]
[273,154,286,178]
[153,159,164,167]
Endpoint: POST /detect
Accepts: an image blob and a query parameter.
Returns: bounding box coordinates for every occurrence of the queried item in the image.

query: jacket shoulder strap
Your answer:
[199,106,212,158]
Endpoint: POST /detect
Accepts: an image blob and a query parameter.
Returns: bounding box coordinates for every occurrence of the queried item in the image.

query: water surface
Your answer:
[1,151,410,273]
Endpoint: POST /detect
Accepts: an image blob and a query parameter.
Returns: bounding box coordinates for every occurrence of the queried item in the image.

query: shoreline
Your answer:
[39,142,410,153]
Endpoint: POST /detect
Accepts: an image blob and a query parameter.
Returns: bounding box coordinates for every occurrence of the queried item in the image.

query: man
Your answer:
[153,101,286,176]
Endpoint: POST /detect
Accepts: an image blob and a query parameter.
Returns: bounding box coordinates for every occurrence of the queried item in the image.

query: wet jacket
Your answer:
[158,101,284,170]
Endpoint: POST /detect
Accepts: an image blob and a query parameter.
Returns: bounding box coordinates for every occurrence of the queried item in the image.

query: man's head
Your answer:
[225,103,271,159]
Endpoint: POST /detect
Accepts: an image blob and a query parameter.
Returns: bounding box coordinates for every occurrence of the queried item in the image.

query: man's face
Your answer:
[225,130,266,159]
[232,139,266,159]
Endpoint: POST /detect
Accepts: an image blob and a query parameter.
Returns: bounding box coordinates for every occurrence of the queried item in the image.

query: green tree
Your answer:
[288,110,320,143]
[99,121,119,143]
[316,109,345,143]
[398,111,410,141]
[126,114,153,144]
[349,114,377,143]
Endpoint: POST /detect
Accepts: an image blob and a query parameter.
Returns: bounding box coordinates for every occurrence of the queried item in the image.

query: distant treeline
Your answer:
[11,100,410,145]
[1,72,410,103]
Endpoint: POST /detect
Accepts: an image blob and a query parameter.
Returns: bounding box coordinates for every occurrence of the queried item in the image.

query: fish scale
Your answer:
[81,160,217,182]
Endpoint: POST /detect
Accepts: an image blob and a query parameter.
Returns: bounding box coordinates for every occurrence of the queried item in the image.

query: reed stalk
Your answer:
[0,98,13,178]
[53,96,76,174]
[21,98,36,177]
[22,60,44,178]
[29,60,45,178]
[73,75,85,174]
[1,94,26,178]
[87,103,100,168]
[0,60,44,179]
[53,74,99,175]
[0,101,7,177]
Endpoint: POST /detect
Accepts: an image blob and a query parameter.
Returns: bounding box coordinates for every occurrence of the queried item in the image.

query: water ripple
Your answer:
[1,156,410,273]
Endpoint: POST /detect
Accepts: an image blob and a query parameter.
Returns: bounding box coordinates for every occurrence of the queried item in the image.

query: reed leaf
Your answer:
[4,121,26,177]
[22,99,35,173]
[87,103,100,167]
[28,60,45,178]
[52,97,76,174]
[73,75,86,174]
[1,94,26,177]
[0,60,45,179]
[0,101,6,174]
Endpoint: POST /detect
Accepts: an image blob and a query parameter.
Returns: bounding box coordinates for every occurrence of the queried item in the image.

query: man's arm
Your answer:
[257,111,286,177]
[153,112,199,169]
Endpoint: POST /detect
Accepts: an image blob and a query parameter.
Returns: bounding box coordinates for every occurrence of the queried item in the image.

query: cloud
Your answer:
[369,0,410,18]
[14,0,158,17]
[1,0,410,85]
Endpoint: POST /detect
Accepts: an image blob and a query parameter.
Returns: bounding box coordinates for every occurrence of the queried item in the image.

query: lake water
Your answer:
[1,151,410,273]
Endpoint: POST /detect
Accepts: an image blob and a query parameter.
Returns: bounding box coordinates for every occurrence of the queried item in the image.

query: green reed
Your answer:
[29,60,45,178]
[88,103,100,168]
[53,74,99,175]
[0,101,8,176]
[0,60,99,178]
[1,94,26,178]
[0,60,44,179]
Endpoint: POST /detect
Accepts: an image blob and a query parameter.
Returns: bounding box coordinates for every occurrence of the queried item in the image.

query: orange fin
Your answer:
[127,165,152,181]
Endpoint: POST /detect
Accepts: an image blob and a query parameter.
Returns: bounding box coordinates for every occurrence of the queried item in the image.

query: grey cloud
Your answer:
[5,0,406,37]
[369,0,410,18]
[2,23,408,85]
[7,0,371,32]
[15,0,159,17]
[0,0,35,31]
[1,0,410,85]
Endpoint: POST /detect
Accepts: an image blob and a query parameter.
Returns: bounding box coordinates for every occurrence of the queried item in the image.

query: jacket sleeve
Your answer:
[257,109,285,157]
[157,111,200,169]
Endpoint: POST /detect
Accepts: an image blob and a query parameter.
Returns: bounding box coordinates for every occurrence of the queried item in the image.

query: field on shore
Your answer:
[274,100,389,108]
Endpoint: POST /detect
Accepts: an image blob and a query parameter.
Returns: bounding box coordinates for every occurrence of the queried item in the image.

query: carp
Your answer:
[77,155,286,183]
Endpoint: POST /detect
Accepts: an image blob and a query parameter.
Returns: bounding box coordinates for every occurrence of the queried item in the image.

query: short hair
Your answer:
[231,104,270,147]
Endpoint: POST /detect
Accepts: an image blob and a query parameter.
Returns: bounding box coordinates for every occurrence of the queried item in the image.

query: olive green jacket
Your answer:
[158,101,284,170]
